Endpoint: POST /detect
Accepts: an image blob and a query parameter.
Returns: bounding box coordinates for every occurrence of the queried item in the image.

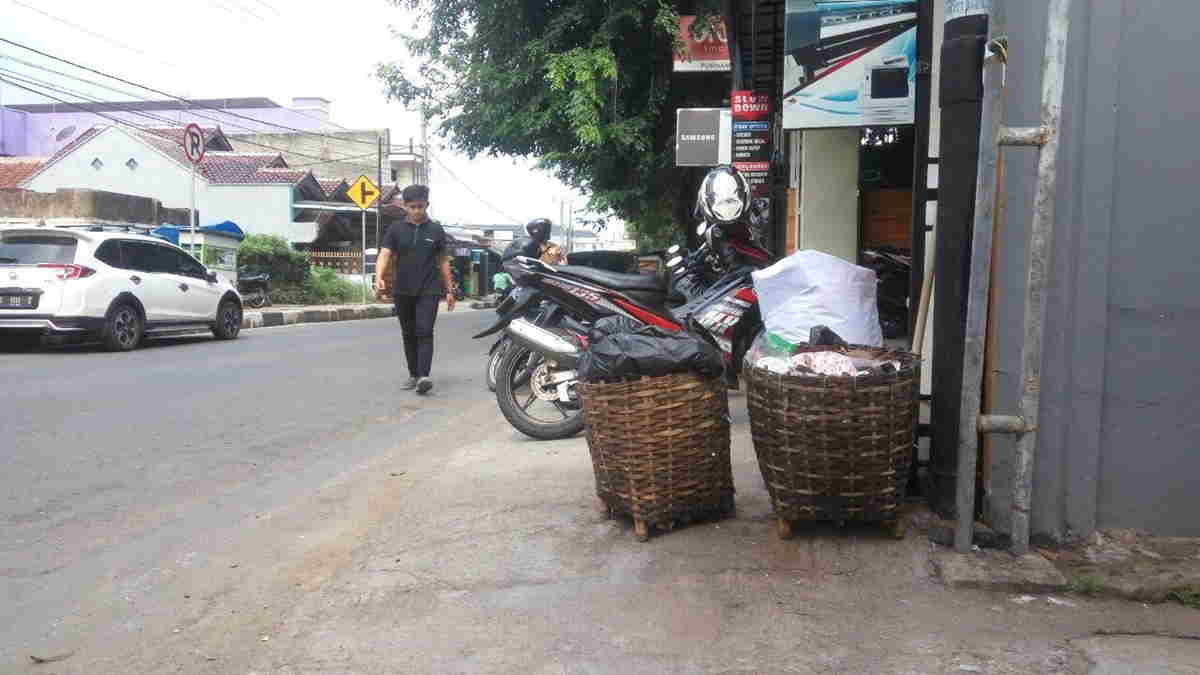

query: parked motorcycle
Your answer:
[237,267,271,309]
[484,243,692,392]
[474,166,774,440]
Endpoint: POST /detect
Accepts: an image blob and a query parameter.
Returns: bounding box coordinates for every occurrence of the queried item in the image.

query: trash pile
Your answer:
[747,325,901,378]
[746,249,900,377]
[751,249,883,348]
[577,316,725,382]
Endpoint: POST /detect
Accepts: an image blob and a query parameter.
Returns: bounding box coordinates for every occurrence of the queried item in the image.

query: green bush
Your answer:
[269,267,363,305]
[238,234,310,283]
[306,267,360,304]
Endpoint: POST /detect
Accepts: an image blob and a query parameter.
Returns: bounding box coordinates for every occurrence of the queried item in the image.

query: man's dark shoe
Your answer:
[400,377,419,390]
[416,377,434,395]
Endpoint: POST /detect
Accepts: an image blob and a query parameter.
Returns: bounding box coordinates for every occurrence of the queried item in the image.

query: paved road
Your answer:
[0,311,497,669]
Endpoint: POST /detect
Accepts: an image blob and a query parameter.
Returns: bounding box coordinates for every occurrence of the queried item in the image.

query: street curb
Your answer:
[933,547,1069,594]
[241,304,395,330]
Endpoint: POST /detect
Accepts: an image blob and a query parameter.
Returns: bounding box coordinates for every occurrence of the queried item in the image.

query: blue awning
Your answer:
[150,221,246,244]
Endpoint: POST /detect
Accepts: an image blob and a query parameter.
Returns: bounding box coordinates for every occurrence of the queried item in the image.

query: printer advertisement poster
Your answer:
[782,0,919,129]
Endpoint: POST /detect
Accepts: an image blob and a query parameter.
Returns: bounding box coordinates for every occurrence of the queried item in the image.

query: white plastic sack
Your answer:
[751,250,883,347]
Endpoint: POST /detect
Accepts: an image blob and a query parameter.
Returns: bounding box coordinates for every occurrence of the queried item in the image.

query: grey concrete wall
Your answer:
[989,0,1200,539]
[0,187,192,226]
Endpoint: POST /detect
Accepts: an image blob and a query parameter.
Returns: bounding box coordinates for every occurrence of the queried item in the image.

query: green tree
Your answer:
[377,0,717,246]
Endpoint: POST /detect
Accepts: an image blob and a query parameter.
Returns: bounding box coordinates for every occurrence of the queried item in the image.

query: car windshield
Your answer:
[0,235,78,265]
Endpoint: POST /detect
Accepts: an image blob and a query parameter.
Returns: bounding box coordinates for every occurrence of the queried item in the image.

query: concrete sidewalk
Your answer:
[241,300,482,330]
[122,393,1200,674]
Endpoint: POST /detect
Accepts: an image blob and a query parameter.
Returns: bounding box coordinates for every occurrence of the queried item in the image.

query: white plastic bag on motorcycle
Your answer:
[751,250,883,347]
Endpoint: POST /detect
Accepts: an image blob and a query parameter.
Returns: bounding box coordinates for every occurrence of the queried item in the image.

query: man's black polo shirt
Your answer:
[382,219,448,296]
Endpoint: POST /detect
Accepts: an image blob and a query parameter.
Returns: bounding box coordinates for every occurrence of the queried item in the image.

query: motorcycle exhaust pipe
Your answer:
[505,318,581,367]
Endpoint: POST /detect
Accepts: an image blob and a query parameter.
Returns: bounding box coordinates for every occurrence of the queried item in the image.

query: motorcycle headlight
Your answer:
[704,171,747,222]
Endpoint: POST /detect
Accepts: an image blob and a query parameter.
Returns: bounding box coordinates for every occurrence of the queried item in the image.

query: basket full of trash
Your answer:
[577,317,735,542]
[744,326,920,540]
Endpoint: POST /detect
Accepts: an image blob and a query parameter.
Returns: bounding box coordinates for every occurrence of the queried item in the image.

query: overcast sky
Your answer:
[0,0,622,237]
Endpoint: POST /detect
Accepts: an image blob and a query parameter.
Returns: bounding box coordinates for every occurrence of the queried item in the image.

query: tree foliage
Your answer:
[378,0,705,244]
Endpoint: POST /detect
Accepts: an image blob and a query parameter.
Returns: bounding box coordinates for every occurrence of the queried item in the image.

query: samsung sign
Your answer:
[675,108,732,166]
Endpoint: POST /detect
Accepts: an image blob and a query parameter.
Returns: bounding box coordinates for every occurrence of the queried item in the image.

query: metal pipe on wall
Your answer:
[954,0,1072,555]
[1009,0,1071,556]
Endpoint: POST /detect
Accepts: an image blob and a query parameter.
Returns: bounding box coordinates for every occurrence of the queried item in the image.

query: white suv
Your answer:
[0,225,243,351]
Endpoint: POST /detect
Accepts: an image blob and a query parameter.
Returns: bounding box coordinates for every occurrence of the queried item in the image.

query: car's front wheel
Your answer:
[212,299,242,340]
[102,303,143,352]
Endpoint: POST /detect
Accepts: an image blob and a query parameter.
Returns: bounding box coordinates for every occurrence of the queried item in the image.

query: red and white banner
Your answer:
[674,16,731,72]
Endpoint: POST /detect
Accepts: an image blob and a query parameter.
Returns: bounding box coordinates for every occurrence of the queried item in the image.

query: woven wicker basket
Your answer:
[579,373,734,541]
[745,344,919,539]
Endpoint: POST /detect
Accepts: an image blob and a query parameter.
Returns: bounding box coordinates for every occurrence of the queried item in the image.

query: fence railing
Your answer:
[308,250,362,275]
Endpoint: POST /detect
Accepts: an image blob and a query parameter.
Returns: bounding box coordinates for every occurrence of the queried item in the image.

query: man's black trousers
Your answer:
[394,294,440,378]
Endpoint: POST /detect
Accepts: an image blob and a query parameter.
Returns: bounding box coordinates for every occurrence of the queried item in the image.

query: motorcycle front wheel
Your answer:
[495,344,584,441]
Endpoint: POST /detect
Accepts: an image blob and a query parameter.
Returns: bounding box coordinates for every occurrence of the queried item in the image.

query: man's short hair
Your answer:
[402,184,430,202]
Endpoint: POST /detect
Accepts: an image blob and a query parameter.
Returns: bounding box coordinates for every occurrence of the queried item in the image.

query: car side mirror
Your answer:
[205,269,218,282]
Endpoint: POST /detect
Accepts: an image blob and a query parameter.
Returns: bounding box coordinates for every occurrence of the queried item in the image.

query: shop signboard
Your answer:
[674,15,731,72]
[782,0,920,129]
[675,108,732,167]
[731,91,772,198]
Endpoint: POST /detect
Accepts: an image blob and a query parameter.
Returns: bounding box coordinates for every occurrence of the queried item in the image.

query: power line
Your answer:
[247,0,282,15]
[0,60,389,173]
[4,0,183,69]
[0,36,386,149]
[426,150,522,225]
[0,73,387,174]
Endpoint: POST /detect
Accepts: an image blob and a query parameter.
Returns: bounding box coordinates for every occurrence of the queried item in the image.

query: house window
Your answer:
[91,157,103,170]
[126,158,138,170]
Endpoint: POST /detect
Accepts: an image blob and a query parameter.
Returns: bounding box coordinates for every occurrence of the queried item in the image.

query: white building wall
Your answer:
[23,127,195,206]
[204,185,314,243]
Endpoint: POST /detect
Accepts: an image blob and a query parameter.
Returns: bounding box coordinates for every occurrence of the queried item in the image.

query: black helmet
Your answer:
[525,218,552,243]
[696,165,751,224]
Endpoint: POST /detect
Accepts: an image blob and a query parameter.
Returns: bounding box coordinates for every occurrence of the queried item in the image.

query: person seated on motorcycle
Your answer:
[502,218,564,264]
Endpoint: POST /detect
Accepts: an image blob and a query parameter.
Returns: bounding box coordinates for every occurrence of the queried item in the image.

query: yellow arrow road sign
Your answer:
[347,175,381,210]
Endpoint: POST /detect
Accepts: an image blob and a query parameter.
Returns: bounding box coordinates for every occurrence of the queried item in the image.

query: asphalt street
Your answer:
[0,310,498,670]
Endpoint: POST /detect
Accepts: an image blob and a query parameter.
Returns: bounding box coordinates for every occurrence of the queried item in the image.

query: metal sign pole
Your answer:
[190,162,197,257]
[361,210,368,304]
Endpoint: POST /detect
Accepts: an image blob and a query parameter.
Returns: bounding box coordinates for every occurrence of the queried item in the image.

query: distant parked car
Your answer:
[0,224,243,351]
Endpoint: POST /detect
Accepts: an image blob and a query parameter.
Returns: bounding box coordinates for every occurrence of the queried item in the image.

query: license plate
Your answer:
[0,294,37,309]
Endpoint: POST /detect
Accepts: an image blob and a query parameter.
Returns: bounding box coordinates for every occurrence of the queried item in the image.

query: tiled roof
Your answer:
[317,178,348,199]
[199,152,288,184]
[0,157,46,188]
[251,167,311,185]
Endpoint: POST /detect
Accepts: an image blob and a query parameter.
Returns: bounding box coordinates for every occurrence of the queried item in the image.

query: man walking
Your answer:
[374,185,456,394]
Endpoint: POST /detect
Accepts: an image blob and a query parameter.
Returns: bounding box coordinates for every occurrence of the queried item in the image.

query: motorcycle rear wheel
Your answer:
[495,345,584,441]
[486,339,508,392]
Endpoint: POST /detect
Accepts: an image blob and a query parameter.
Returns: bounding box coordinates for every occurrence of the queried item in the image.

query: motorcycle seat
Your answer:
[555,265,663,293]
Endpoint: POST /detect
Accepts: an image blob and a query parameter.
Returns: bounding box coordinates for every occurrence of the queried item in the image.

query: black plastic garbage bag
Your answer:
[809,325,847,347]
[578,316,725,382]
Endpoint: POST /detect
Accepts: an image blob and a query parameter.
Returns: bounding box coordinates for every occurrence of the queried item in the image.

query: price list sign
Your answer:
[731,90,772,197]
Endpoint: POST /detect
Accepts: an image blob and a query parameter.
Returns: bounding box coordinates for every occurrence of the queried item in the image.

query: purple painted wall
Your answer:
[2,99,330,158]
[1,106,28,156]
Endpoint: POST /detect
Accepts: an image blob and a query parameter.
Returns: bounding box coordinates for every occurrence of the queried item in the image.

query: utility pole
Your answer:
[419,107,429,185]
[376,133,384,248]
